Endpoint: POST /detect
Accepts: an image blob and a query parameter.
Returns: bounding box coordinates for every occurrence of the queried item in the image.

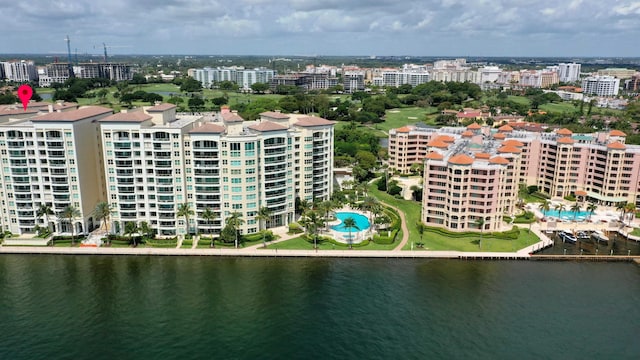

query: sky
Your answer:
[1,0,640,57]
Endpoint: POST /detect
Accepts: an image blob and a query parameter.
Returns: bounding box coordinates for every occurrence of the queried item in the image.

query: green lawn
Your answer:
[403,227,539,252]
[378,107,438,132]
[265,236,398,251]
[368,183,423,249]
[539,102,577,113]
[508,95,531,106]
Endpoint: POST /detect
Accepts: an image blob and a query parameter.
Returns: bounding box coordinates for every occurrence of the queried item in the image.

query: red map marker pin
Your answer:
[17,84,33,111]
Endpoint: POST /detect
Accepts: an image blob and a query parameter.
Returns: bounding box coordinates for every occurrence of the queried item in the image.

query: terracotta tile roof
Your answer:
[260,111,290,119]
[222,112,244,122]
[609,130,626,137]
[436,135,456,143]
[461,130,474,137]
[557,128,573,135]
[448,153,474,165]
[396,126,411,133]
[189,123,226,134]
[494,133,506,139]
[0,107,38,115]
[31,106,112,122]
[489,156,510,165]
[475,152,491,160]
[607,141,626,150]
[294,116,335,127]
[426,139,449,148]
[497,145,522,153]
[498,124,514,132]
[425,151,444,160]
[575,190,588,196]
[557,137,575,144]
[502,139,524,147]
[99,111,152,122]
[249,121,288,132]
[457,112,482,118]
[466,123,481,130]
[147,103,176,112]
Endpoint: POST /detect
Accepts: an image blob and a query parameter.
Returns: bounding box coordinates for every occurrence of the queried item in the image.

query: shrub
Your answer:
[388,184,402,196]
[288,222,304,234]
[564,194,576,202]
[503,216,513,223]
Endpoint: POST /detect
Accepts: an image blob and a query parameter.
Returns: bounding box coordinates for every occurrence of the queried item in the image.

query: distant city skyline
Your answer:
[2,0,640,57]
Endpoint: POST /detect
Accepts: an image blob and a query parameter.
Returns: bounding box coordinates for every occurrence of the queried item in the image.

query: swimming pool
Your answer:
[543,209,590,221]
[331,212,371,232]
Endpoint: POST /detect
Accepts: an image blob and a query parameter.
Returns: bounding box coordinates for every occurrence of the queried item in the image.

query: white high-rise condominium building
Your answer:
[558,63,581,83]
[0,106,112,235]
[1,60,38,82]
[191,67,275,89]
[582,76,620,96]
[99,106,334,237]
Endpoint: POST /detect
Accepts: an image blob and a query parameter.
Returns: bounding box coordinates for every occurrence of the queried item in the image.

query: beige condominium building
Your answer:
[388,123,640,232]
[0,106,112,235]
[99,106,334,237]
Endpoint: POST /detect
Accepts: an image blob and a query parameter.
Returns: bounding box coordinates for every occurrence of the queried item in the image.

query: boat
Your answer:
[576,231,590,240]
[558,231,577,244]
[590,230,609,244]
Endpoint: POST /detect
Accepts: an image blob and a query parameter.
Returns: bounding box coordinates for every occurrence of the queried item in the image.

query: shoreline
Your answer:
[1,246,639,262]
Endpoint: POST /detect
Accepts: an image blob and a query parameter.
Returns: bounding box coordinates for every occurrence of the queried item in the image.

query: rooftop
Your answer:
[189,122,226,134]
[147,103,176,112]
[100,111,152,123]
[31,106,112,122]
[249,121,289,132]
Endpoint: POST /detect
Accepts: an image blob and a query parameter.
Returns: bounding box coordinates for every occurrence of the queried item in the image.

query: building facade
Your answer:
[388,124,640,231]
[582,76,620,96]
[558,63,581,82]
[1,60,38,82]
[99,106,334,237]
[0,106,111,235]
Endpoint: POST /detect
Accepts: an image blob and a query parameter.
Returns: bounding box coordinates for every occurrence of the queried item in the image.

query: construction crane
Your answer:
[65,35,75,78]
[99,43,132,62]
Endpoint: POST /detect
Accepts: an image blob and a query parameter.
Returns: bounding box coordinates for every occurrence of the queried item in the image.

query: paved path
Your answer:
[385,203,410,251]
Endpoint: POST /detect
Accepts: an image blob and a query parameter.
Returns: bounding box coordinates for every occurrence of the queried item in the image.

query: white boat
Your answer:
[559,231,577,244]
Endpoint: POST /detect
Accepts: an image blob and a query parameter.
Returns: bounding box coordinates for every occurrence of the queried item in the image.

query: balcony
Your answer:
[115,160,133,168]
[115,151,132,159]
[119,204,137,210]
[157,179,173,185]
[7,141,25,148]
[116,170,133,177]
[194,169,219,176]
[195,178,219,185]
[8,150,26,158]
[264,156,286,164]
[117,179,134,185]
[119,195,136,202]
[54,194,70,201]
[154,152,172,159]
[158,195,174,203]
[48,151,65,158]
[158,204,174,210]
[193,151,218,158]
[195,186,219,193]
[157,187,173,194]
[50,169,67,175]
[155,160,172,168]
[52,186,70,193]
[46,141,64,149]
[12,176,30,183]
[118,186,135,194]
[114,142,132,150]
[195,195,220,202]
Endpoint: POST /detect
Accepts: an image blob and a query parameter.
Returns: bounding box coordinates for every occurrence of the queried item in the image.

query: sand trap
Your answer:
[408,116,417,119]
[388,110,400,113]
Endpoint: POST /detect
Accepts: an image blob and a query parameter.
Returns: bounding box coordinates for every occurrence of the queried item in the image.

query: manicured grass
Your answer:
[631,228,640,237]
[403,227,539,252]
[378,107,438,132]
[265,236,398,250]
[508,95,531,106]
[368,183,423,249]
[539,102,577,113]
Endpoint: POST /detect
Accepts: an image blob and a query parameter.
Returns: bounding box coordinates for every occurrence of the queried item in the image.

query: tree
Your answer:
[179,77,202,92]
[250,82,269,94]
[177,202,195,235]
[138,221,153,242]
[416,222,426,244]
[624,202,636,225]
[570,203,582,221]
[124,221,138,246]
[188,97,205,111]
[539,200,551,216]
[201,207,218,247]
[226,211,244,248]
[96,88,109,104]
[410,185,423,201]
[342,217,359,249]
[60,205,81,245]
[475,218,485,250]
[301,210,324,249]
[93,201,112,233]
[616,202,626,221]
[256,206,272,248]
[36,203,54,233]
[554,203,566,217]
[318,200,337,229]
[359,196,379,227]
[218,80,238,91]
[586,203,597,221]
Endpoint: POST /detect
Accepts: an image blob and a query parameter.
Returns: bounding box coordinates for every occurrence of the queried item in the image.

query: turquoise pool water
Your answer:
[543,209,590,220]
[332,212,370,232]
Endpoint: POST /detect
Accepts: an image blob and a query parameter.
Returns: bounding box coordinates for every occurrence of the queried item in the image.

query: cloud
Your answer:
[0,0,639,56]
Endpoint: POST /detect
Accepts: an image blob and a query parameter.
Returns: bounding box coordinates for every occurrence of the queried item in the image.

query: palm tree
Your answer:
[539,200,551,217]
[616,202,626,221]
[124,221,138,246]
[475,218,485,250]
[201,207,217,247]
[93,201,112,232]
[226,211,244,248]
[360,196,378,226]
[138,221,153,243]
[298,199,311,216]
[318,200,336,229]
[554,203,566,218]
[586,203,597,221]
[416,222,426,245]
[570,203,582,221]
[342,216,359,249]
[177,202,195,236]
[624,203,636,225]
[60,205,81,245]
[256,206,272,248]
[302,210,324,249]
[36,203,54,233]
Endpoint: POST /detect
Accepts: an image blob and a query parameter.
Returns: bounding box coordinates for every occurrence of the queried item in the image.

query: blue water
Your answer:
[332,211,370,232]
[543,209,590,220]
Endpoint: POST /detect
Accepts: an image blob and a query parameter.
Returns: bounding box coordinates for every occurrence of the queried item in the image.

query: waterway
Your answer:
[0,255,638,359]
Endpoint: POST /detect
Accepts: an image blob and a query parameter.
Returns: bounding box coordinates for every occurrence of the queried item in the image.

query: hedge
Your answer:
[301,234,371,248]
[242,230,274,242]
[426,226,520,240]
[182,239,193,246]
